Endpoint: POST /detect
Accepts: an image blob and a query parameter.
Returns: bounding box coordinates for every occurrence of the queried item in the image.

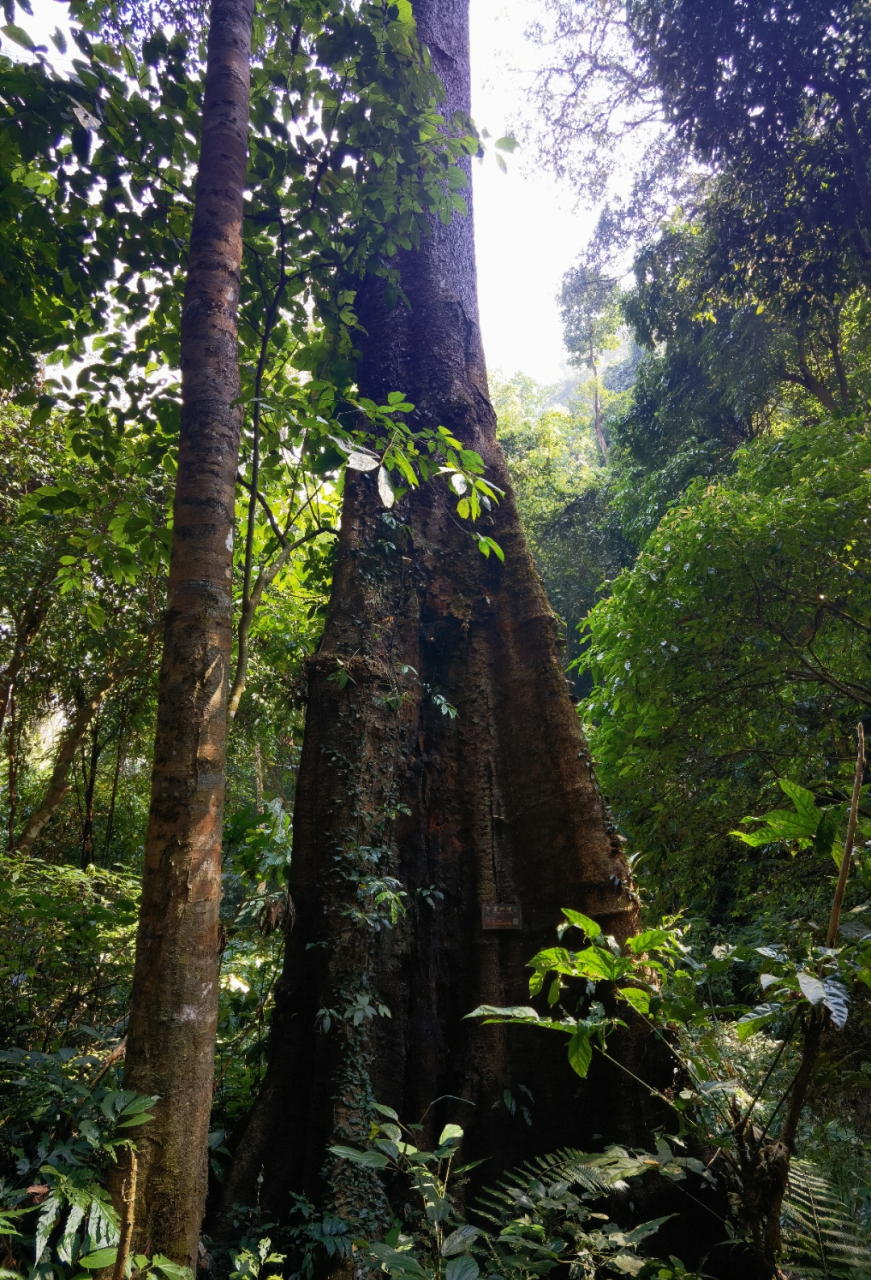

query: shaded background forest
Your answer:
[2,0,871,1271]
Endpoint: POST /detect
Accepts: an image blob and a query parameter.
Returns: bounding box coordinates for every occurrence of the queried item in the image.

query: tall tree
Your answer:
[218,0,650,1233]
[560,260,622,462]
[117,0,253,1263]
[628,0,871,252]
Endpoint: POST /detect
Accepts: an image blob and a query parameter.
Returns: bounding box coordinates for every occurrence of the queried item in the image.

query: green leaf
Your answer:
[466,1004,541,1022]
[796,971,825,1006]
[476,535,504,561]
[79,1249,118,1270]
[779,778,819,822]
[85,603,106,630]
[561,909,602,939]
[626,928,672,955]
[329,1144,390,1168]
[120,1094,159,1116]
[441,1227,479,1257]
[494,136,518,152]
[622,1215,673,1245]
[445,1256,479,1280]
[814,808,841,863]
[821,978,850,1029]
[736,1003,780,1041]
[437,1123,464,1146]
[619,987,651,1015]
[2,22,36,49]
[151,1256,194,1280]
[372,1102,400,1121]
[567,1025,593,1077]
[367,1243,429,1279]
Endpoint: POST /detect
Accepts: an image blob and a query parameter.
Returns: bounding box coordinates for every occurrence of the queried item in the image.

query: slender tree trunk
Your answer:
[7,685,15,852]
[218,0,655,1232]
[103,701,127,864]
[80,721,102,869]
[117,0,253,1263]
[0,589,48,740]
[590,338,608,462]
[17,671,119,856]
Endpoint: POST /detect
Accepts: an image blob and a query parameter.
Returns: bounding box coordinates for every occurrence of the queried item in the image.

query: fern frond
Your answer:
[473,1147,627,1227]
[782,1159,871,1280]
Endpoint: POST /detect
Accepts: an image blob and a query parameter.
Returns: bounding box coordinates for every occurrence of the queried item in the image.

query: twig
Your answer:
[826,724,865,947]
[88,1037,127,1091]
[739,1008,801,1132]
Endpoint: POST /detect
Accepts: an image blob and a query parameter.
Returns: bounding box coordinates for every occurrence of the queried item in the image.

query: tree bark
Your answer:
[218,0,655,1233]
[16,671,119,856]
[80,720,103,869]
[117,0,253,1264]
[7,685,15,852]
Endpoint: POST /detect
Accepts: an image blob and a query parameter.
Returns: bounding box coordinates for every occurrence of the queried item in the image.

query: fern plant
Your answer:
[331,1109,708,1280]
[782,1160,871,1279]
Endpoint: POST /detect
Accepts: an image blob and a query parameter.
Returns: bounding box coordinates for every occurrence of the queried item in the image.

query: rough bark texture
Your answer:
[217,0,670,1236]
[118,0,253,1263]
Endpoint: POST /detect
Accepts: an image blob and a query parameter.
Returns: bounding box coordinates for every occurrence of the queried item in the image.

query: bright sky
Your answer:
[13,0,591,386]
[470,0,593,385]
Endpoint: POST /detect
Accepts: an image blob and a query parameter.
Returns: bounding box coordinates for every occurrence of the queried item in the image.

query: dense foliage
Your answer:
[2,0,871,1275]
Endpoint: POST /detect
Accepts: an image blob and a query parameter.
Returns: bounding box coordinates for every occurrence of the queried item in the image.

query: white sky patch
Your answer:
[470,0,594,385]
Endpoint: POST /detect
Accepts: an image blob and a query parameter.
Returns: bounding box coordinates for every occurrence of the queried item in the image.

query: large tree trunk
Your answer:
[117,0,253,1264]
[217,0,655,1232]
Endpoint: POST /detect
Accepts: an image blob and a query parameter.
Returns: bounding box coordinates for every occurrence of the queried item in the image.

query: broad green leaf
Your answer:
[445,1255,479,1280]
[329,1144,390,1168]
[437,1123,464,1146]
[441,1226,479,1257]
[79,1249,118,1269]
[796,971,825,1005]
[618,987,651,1015]
[2,22,36,48]
[561,909,601,939]
[151,1257,194,1280]
[821,978,850,1029]
[779,778,818,823]
[367,1244,429,1279]
[736,1003,780,1041]
[625,928,672,955]
[467,1004,541,1022]
[814,808,841,862]
[374,1100,402,1121]
[567,1025,593,1077]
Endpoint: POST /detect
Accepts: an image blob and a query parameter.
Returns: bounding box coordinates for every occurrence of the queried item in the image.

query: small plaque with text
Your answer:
[481,902,522,930]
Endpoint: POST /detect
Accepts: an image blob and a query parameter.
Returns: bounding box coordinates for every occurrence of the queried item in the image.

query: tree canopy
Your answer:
[2,0,871,1276]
